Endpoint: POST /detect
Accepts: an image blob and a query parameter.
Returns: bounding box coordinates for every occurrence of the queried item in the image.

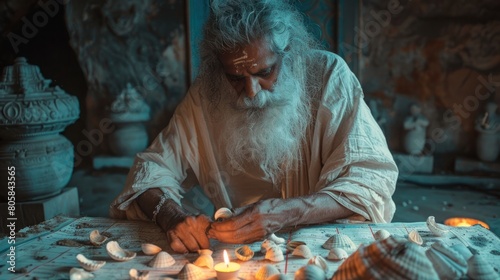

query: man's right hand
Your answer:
[163,215,212,253]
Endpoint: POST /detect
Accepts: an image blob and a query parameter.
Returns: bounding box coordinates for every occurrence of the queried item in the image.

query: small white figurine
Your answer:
[403,103,429,155]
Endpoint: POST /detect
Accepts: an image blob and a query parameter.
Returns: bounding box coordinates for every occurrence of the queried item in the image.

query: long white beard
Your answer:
[216,60,310,181]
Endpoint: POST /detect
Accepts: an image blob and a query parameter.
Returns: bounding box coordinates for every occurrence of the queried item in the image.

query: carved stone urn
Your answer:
[0,57,80,201]
[106,83,150,157]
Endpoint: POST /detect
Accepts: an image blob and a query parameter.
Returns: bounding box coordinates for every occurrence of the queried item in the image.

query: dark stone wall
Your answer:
[359,0,500,156]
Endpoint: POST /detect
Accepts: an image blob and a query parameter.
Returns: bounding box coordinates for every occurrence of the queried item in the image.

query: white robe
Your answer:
[109,51,398,223]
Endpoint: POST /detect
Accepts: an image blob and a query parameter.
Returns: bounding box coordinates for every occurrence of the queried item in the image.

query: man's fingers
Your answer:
[209,224,266,244]
[168,231,188,253]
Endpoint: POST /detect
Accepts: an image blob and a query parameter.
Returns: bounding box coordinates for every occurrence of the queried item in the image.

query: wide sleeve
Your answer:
[313,58,398,223]
[109,89,201,221]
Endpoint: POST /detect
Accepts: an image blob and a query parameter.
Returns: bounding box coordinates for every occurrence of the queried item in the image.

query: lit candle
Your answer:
[214,250,241,280]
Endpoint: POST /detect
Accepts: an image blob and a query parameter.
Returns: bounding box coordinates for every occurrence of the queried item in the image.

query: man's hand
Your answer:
[164,215,212,253]
[207,201,282,244]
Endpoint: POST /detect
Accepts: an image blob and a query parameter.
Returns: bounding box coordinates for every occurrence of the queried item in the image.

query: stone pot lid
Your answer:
[106,83,150,123]
[0,57,80,136]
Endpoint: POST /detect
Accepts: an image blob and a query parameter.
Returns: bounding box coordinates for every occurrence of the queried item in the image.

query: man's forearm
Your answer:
[136,188,189,232]
[260,193,355,232]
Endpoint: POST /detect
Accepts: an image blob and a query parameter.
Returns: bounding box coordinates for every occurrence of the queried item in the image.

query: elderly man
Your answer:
[110,0,398,253]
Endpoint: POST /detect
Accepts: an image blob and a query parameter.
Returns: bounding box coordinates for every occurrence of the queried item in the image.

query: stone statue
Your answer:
[403,103,429,155]
[475,101,500,162]
[106,83,151,157]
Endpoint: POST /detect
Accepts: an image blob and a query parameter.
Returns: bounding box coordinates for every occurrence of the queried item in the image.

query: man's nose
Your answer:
[244,77,261,99]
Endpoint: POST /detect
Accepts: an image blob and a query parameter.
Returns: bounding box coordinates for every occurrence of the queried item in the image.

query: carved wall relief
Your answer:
[65,0,187,158]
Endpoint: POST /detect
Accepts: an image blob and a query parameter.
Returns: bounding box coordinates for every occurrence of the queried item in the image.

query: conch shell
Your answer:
[214,207,233,220]
[235,245,254,261]
[408,230,423,245]
[193,253,214,269]
[307,255,329,273]
[178,263,204,280]
[89,230,108,246]
[426,216,449,237]
[426,241,467,279]
[373,229,391,241]
[292,244,313,259]
[269,233,286,244]
[265,246,284,262]
[148,251,175,268]
[69,267,94,280]
[255,264,280,280]
[294,265,326,280]
[129,268,150,280]
[286,240,306,252]
[141,243,162,255]
[327,248,348,261]
[322,234,356,253]
[76,254,106,271]
[261,239,276,253]
[106,241,136,261]
[467,254,499,279]
[332,236,439,280]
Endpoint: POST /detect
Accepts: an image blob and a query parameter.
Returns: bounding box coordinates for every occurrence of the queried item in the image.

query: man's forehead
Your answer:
[218,38,278,72]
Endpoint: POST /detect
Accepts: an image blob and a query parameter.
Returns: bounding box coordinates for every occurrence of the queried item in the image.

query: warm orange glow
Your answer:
[444,217,490,229]
[223,250,229,266]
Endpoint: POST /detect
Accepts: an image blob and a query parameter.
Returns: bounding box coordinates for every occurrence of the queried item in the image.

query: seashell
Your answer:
[214,207,233,220]
[332,236,439,280]
[294,265,326,280]
[89,230,108,246]
[307,255,328,273]
[255,264,280,280]
[178,263,205,280]
[76,254,106,271]
[373,229,391,241]
[265,246,284,262]
[322,234,356,252]
[425,241,467,279]
[451,244,472,261]
[235,245,254,261]
[327,248,348,261]
[267,273,291,280]
[426,216,449,237]
[148,251,175,268]
[69,267,95,280]
[106,241,136,261]
[286,240,306,252]
[269,233,286,244]
[292,244,313,259]
[129,268,150,280]
[408,230,423,245]
[197,249,213,256]
[193,254,214,269]
[141,243,162,255]
[261,239,276,253]
[467,254,499,280]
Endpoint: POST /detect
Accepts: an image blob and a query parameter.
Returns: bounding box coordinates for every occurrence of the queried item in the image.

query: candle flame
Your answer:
[223,250,229,266]
[444,217,490,229]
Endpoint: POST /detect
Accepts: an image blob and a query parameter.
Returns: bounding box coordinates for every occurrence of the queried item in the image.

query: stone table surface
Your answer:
[1,216,499,279]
